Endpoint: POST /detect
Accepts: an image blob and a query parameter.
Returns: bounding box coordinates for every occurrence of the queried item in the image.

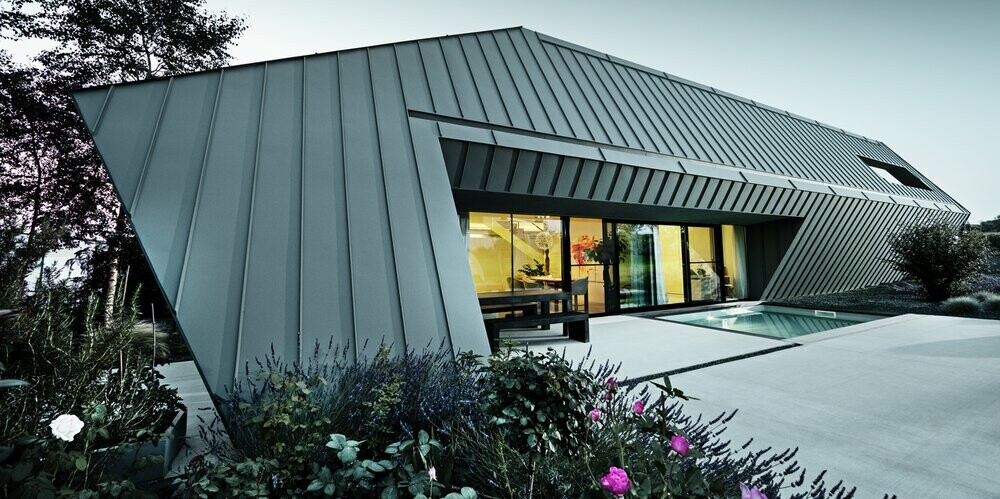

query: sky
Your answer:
[7,0,998,222]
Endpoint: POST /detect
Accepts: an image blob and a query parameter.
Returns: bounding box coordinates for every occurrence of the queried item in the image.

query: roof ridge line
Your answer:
[73,25,526,93]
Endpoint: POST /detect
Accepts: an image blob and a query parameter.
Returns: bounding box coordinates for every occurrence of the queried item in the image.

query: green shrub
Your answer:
[195,344,861,499]
[981,296,1000,313]
[985,232,1000,253]
[888,222,991,300]
[970,291,1000,303]
[0,214,185,495]
[480,347,598,457]
[940,296,982,316]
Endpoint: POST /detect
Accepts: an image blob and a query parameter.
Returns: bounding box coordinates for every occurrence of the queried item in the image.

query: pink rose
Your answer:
[589,408,601,422]
[601,466,632,497]
[600,466,631,496]
[740,483,768,499]
[632,400,644,415]
[670,434,690,456]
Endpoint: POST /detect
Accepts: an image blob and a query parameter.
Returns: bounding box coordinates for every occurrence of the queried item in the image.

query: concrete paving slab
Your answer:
[666,314,1000,498]
[526,315,786,380]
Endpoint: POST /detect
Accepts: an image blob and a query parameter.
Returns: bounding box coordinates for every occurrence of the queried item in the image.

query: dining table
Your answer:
[527,275,565,288]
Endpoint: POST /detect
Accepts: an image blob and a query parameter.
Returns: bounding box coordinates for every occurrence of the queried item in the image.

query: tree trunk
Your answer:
[103,207,125,325]
[104,258,119,325]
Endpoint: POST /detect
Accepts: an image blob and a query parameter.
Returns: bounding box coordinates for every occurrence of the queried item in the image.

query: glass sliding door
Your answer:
[722,225,748,300]
[618,223,654,309]
[656,225,686,305]
[618,223,686,309]
[569,218,613,314]
[686,226,721,302]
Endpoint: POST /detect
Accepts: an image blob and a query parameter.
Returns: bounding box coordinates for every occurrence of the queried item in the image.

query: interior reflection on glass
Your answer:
[687,227,720,302]
[569,217,608,314]
[722,225,748,300]
[618,223,685,309]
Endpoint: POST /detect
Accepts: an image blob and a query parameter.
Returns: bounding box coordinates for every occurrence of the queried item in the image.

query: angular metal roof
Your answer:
[72,27,966,395]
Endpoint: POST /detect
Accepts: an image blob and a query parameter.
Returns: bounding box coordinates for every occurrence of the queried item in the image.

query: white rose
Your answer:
[50,414,85,442]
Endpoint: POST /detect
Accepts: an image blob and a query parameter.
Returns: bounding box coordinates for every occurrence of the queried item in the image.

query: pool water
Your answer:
[659,305,881,339]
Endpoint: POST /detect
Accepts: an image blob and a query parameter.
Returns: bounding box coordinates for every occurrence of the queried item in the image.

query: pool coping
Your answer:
[788,313,923,344]
[645,303,905,344]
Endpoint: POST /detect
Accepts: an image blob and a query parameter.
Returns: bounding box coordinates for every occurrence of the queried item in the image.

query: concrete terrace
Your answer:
[526,312,1000,497]
[666,314,1000,498]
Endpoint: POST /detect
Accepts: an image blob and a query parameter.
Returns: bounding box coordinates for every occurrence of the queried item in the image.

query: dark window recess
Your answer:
[858,156,930,190]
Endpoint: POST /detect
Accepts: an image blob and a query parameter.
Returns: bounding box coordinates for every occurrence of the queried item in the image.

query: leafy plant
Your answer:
[519,260,546,277]
[985,232,1000,253]
[180,429,478,498]
[175,456,278,498]
[888,222,991,300]
[194,342,486,495]
[481,347,597,457]
[0,403,144,497]
[580,376,722,499]
[0,278,182,446]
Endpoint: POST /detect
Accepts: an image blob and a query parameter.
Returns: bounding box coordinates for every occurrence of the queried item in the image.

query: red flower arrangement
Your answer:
[570,235,597,265]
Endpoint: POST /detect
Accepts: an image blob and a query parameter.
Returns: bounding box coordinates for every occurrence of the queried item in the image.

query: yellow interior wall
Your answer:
[468,212,564,293]
[657,225,685,304]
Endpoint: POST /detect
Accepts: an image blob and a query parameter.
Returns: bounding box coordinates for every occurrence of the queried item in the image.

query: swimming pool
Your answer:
[658,305,883,339]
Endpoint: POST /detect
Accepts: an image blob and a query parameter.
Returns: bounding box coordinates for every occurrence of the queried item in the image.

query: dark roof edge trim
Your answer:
[71,25,525,93]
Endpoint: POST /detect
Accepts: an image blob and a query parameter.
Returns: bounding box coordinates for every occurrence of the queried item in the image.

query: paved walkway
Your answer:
[156,360,224,475]
[525,314,786,379]
[666,314,1000,498]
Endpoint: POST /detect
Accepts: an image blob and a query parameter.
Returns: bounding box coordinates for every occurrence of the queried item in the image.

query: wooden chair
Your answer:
[570,276,589,314]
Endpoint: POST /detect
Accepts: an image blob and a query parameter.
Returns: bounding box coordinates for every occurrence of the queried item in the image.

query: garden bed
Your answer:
[772,278,1000,320]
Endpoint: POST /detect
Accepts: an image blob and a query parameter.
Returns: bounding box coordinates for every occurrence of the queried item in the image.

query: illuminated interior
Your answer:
[464,212,748,313]
[465,213,563,293]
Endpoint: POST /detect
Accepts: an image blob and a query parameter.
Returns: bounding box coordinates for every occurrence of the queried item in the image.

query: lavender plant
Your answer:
[193,340,487,495]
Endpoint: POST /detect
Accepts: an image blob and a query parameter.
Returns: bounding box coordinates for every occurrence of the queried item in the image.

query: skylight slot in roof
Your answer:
[858,156,930,190]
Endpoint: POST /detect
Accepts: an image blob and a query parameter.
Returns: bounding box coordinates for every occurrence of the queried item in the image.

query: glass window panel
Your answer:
[687,227,720,301]
[569,217,608,314]
[722,225,748,300]
[512,214,562,288]
[687,227,716,263]
[467,212,513,292]
[657,225,686,305]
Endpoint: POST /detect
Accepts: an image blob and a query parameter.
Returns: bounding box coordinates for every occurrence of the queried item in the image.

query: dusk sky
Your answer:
[209,0,998,222]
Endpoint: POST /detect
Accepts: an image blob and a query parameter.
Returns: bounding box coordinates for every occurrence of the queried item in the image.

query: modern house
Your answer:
[71,27,967,396]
